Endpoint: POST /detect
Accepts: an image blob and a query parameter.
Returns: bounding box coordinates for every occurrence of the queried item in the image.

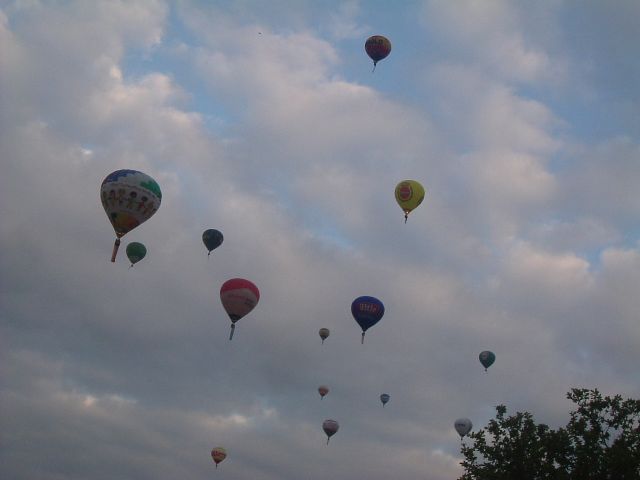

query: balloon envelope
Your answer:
[318,385,329,398]
[351,296,384,342]
[454,418,473,438]
[220,278,260,322]
[395,180,425,221]
[125,242,147,266]
[220,278,260,340]
[365,35,391,66]
[101,169,161,237]
[211,447,227,467]
[101,169,161,261]
[380,393,390,406]
[319,327,330,343]
[479,350,496,370]
[203,229,224,255]
[322,419,339,444]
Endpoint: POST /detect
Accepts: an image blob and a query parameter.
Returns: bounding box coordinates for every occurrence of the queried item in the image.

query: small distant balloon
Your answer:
[100,169,161,262]
[202,229,224,256]
[220,278,260,340]
[351,296,385,344]
[479,351,496,371]
[211,447,226,468]
[319,328,330,344]
[454,418,473,439]
[322,419,339,444]
[395,180,425,223]
[125,242,147,268]
[318,385,329,399]
[380,393,390,407]
[365,35,391,72]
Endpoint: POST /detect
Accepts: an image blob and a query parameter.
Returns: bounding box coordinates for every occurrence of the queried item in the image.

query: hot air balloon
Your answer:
[203,229,224,257]
[365,35,391,72]
[125,242,147,268]
[220,278,260,340]
[101,169,161,262]
[479,351,496,372]
[380,393,390,407]
[322,419,339,444]
[318,385,329,399]
[454,418,472,440]
[211,447,226,468]
[351,296,385,344]
[319,328,330,344]
[395,180,425,223]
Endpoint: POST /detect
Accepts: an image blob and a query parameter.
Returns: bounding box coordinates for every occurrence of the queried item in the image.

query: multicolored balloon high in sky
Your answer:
[211,447,227,468]
[220,278,260,340]
[395,180,425,223]
[100,169,161,262]
[351,296,385,344]
[365,35,391,72]
[380,393,390,407]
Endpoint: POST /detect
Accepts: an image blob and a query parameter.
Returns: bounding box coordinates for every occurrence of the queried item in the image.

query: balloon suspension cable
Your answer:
[361,332,365,344]
[321,338,325,344]
[484,368,488,373]
[111,238,121,262]
[383,404,386,408]
[372,61,377,73]
[404,212,408,224]
[208,251,211,258]
[326,437,330,445]
[128,264,133,270]
[215,464,218,469]
[229,323,236,341]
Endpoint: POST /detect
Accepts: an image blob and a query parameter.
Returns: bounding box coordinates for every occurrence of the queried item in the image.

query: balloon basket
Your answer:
[229,323,236,341]
[111,238,121,262]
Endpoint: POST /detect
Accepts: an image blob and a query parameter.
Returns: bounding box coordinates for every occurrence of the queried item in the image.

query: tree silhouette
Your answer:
[459,389,640,480]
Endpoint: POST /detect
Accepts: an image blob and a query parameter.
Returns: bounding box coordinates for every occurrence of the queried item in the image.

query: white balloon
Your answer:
[454,418,473,438]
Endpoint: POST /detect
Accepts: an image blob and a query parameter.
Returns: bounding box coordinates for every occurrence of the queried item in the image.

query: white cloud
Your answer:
[422,0,567,84]
[1,2,639,480]
[328,1,369,40]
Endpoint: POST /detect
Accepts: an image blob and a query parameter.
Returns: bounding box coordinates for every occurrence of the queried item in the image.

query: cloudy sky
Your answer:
[1,1,639,478]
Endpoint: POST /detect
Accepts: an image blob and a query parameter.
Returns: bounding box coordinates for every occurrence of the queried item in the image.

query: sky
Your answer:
[1,1,639,479]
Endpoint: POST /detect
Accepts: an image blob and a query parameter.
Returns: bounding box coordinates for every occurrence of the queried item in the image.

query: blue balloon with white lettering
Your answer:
[351,296,385,344]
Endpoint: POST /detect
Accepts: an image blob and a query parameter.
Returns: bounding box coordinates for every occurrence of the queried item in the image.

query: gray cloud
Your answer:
[1,2,639,480]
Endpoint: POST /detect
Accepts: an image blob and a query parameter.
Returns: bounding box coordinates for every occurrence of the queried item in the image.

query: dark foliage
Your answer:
[459,389,640,480]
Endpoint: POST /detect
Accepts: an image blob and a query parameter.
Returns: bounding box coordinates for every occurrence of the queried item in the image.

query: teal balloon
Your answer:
[479,351,495,371]
[126,242,147,267]
[202,229,224,256]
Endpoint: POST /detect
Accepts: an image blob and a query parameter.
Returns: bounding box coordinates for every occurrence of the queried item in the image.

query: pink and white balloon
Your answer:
[220,278,260,340]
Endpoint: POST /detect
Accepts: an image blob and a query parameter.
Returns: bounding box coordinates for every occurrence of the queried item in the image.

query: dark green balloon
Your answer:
[202,229,224,256]
[126,242,147,266]
[479,351,496,371]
